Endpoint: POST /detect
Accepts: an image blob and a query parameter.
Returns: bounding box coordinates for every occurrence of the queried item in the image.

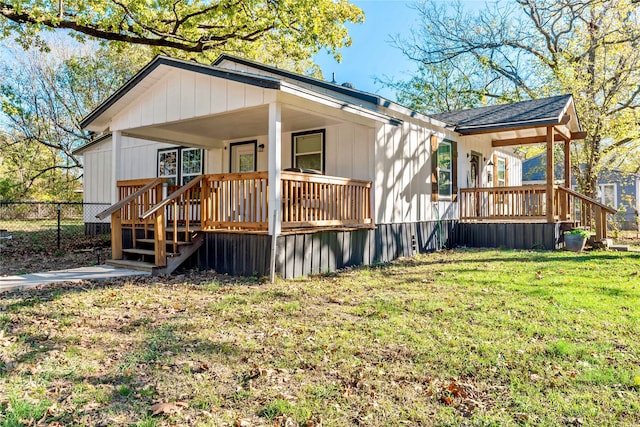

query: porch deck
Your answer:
[98,171,372,273]
[460,185,617,240]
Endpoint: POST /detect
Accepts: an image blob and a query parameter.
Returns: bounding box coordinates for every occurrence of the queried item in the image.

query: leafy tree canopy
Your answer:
[388,0,640,197]
[0,0,364,70]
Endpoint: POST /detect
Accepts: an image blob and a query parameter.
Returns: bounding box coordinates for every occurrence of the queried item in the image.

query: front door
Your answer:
[470,153,481,216]
[230,141,257,173]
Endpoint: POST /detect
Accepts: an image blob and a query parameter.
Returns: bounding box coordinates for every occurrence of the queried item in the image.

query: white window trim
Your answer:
[158,148,179,185]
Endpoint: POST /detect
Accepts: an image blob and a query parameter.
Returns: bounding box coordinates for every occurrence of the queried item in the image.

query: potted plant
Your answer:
[564,229,590,252]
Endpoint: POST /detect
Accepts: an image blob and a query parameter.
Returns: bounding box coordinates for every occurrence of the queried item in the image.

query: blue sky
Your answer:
[314,0,486,100]
[314,0,418,100]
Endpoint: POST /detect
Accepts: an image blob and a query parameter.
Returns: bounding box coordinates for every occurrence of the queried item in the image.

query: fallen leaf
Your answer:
[149,401,188,416]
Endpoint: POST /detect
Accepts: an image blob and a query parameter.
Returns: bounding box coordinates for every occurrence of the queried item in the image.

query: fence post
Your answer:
[57,203,62,250]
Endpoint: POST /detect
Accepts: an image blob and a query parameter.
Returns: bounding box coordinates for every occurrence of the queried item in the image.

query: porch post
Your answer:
[563,138,571,220]
[268,102,282,282]
[111,130,122,204]
[546,126,555,223]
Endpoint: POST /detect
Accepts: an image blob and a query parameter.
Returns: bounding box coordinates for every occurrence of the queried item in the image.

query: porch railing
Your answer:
[460,185,617,239]
[460,185,548,221]
[96,178,165,261]
[281,171,372,229]
[102,171,373,266]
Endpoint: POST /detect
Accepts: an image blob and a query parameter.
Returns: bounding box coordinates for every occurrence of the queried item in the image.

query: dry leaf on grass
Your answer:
[149,401,189,416]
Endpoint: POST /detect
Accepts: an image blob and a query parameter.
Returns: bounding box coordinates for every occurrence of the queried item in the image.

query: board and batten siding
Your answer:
[221,122,375,181]
[374,121,460,224]
[457,135,522,188]
[110,68,276,131]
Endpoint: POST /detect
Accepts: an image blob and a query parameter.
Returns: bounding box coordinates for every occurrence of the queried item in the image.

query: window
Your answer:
[157,147,203,185]
[292,130,324,173]
[158,149,178,185]
[437,141,452,198]
[181,148,203,185]
[497,158,506,187]
[599,184,617,208]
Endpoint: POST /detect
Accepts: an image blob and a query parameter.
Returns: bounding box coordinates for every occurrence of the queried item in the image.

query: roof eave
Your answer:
[80,56,281,130]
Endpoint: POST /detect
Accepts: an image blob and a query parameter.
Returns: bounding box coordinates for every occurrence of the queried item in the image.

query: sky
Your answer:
[313,0,486,100]
[313,0,418,100]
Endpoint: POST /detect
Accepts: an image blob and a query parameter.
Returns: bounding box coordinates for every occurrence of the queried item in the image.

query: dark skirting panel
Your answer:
[455,222,561,250]
[85,222,111,236]
[199,220,456,279]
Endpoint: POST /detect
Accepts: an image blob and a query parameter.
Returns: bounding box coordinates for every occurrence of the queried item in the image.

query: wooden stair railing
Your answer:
[96,178,165,261]
[556,186,617,240]
[139,175,205,267]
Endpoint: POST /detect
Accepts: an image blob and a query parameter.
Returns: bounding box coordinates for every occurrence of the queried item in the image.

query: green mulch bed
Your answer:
[1,249,639,426]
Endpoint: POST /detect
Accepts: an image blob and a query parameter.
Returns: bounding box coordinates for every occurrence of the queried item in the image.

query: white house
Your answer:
[75,55,595,277]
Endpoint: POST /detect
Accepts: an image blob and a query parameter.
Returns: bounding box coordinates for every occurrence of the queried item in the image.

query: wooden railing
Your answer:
[200,172,269,230]
[103,172,373,267]
[96,178,165,261]
[556,186,617,239]
[140,175,205,263]
[460,185,548,221]
[280,171,372,228]
[460,185,617,240]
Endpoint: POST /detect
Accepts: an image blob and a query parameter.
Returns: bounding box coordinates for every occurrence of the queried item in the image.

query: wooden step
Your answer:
[166,226,202,232]
[136,238,192,246]
[122,248,156,256]
[106,259,156,273]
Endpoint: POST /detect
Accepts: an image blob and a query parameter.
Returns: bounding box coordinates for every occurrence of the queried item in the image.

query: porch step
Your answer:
[106,259,156,273]
[122,248,156,256]
[609,244,630,252]
[136,238,192,246]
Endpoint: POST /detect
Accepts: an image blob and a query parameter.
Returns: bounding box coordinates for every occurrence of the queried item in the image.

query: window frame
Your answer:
[181,148,204,185]
[157,147,204,186]
[496,157,507,187]
[157,148,179,185]
[229,140,257,173]
[291,129,325,173]
[437,140,452,199]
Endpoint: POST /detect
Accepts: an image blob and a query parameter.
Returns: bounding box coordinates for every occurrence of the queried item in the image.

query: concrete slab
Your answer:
[0,265,151,293]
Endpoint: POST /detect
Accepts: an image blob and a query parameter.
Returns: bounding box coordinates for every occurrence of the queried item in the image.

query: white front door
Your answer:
[230,141,257,173]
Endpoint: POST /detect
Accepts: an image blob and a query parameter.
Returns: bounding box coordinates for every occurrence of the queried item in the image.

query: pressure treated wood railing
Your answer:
[95,178,165,261]
[460,185,548,221]
[556,186,617,239]
[200,172,269,230]
[139,175,205,263]
[460,185,617,240]
[103,172,373,266]
[280,171,372,228]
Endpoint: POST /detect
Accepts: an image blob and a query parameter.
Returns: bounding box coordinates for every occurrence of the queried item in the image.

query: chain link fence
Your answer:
[0,201,111,254]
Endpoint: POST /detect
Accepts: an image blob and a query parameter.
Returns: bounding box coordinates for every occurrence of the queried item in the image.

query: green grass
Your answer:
[0,249,639,426]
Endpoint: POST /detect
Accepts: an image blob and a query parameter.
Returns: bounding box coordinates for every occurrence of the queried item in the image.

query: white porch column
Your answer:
[268,102,282,236]
[111,130,122,204]
[268,103,282,283]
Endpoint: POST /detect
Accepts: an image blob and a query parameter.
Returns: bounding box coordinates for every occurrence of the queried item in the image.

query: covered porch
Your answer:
[435,94,617,243]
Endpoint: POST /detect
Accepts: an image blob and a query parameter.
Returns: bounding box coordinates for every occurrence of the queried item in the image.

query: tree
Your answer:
[0,42,151,200]
[391,0,640,198]
[0,0,363,70]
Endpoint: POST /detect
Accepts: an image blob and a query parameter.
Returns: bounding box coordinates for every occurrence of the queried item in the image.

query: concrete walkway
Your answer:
[0,265,151,293]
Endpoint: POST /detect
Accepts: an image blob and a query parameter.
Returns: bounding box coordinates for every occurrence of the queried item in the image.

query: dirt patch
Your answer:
[0,235,110,276]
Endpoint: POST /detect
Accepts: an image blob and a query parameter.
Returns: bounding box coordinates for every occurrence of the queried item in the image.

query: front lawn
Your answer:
[1,249,639,426]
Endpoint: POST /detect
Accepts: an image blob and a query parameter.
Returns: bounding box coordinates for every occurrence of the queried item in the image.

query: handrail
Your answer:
[96,178,165,220]
[139,175,205,220]
[280,170,371,186]
[557,186,617,214]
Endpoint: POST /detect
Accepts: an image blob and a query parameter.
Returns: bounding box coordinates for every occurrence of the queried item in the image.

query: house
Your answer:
[74,55,612,278]
[523,154,639,230]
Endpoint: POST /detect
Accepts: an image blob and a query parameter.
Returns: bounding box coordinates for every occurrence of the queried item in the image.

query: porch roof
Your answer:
[79,55,413,134]
[430,94,584,143]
